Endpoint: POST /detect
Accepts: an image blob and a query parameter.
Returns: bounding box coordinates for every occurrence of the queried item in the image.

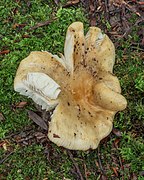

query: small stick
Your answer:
[29,18,57,31]
[97,146,105,175]
[104,0,110,21]
[83,163,88,180]
[4,127,33,139]
[67,150,84,180]
[0,151,14,164]
[122,18,144,38]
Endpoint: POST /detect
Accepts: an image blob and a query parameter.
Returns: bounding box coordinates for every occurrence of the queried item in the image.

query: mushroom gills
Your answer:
[15,72,61,110]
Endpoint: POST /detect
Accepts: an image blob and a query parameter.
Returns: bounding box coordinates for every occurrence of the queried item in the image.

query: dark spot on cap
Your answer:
[82,43,84,46]
[67,102,70,106]
[74,45,76,50]
[74,133,76,136]
[53,134,60,138]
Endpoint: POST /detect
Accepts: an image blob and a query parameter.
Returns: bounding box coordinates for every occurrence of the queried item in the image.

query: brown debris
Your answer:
[112,166,119,177]
[67,150,84,180]
[82,0,143,44]
[15,101,28,108]
[28,110,48,131]
[29,18,57,31]
[112,128,122,137]
[0,50,10,55]
[0,151,14,164]
[62,0,80,8]
[12,23,27,29]
[97,147,106,176]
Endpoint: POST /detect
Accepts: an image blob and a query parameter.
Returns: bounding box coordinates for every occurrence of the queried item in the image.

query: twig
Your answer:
[114,144,124,179]
[0,151,14,164]
[97,146,105,175]
[104,0,110,21]
[67,150,84,180]
[29,18,57,31]
[4,127,33,139]
[83,163,88,180]
[122,18,144,38]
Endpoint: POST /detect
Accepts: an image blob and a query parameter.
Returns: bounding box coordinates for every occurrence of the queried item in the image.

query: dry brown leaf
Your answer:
[63,0,80,8]
[22,34,31,38]
[0,50,10,55]
[28,110,48,130]
[16,101,27,108]
[112,128,122,137]
[114,138,120,148]
[34,132,46,140]
[12,23,26,29]
[112,167,119,177]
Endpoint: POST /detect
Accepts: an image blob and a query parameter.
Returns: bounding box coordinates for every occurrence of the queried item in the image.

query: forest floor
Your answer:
[0,0,144,179]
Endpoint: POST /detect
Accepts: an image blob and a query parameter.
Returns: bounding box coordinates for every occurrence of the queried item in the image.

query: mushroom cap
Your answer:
[14,51,69,110]
[14,22,127,150]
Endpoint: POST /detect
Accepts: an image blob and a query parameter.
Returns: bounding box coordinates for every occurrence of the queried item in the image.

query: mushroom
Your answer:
[14,22,127,150]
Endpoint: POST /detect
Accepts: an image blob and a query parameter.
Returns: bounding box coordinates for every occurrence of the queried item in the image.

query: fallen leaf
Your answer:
[0,141,8,150]
[0,141,6,148]
[12,23,26,29]
[112,167,119,177]
[2,143,7,151]
[28,110,48,130]
[112,128,122,137]
[34,132,46,140]
[16,101,27,108]
[0,50,10,55]
[114,138,120,148]
[22,34,30,38]
[62,0,80,8]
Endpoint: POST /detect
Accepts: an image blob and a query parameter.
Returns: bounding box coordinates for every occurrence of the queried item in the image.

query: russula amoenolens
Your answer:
[14,22,127,150]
